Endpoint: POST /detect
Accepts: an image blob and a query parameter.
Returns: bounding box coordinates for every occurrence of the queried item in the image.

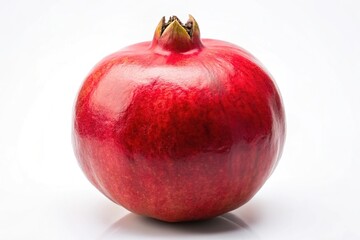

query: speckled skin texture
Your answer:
[73,18,285,222]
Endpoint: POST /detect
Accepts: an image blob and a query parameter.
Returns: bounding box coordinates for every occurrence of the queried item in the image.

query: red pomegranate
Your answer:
[73,15,285,222]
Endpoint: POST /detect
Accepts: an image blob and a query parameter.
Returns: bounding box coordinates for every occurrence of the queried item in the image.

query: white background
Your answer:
[1,0,359,239]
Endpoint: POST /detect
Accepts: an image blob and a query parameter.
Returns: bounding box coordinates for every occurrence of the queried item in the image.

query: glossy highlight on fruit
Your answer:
[73,15,286,222]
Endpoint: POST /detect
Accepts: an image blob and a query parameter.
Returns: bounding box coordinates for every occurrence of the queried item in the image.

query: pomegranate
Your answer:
[73,15,285,222]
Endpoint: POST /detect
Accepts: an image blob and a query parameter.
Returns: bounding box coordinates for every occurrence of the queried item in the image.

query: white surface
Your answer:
[1,0,360,239]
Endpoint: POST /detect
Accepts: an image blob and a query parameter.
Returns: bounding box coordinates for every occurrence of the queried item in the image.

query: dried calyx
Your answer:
[160,16,194,37]
[152,15,203,52]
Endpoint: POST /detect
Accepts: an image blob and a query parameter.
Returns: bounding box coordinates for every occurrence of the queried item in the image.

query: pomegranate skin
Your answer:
[73,16,285,222]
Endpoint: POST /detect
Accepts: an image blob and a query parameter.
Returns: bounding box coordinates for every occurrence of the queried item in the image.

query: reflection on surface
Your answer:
[98,212,259,239]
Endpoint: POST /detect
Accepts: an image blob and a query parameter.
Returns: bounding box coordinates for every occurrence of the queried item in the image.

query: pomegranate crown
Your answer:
[151,15,203,53]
